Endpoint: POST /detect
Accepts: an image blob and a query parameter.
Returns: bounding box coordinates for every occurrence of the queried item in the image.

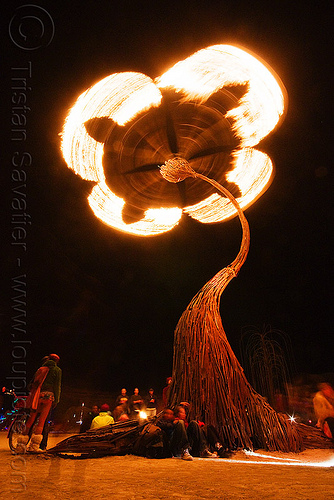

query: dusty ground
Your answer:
[1,432,333,500]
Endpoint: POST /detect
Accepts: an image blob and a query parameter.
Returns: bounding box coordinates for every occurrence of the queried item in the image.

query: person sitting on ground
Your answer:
[80,405,100,433]
[156,408,193,461]
[174,405,215,458]
[129,388,144,418]
[113,402,132,421]
[313,382,334,439]
[113,404,126,421]
[90,404,114,429]
[117,412,130,422]
[175,403,231,457]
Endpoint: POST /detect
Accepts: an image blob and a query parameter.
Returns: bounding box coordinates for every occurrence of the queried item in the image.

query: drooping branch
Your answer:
[161,160,331,452]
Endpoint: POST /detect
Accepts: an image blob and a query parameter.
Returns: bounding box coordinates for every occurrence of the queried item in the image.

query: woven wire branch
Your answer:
[164,165,329,452]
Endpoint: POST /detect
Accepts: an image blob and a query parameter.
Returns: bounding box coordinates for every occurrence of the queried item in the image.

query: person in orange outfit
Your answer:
[17,354,62,453]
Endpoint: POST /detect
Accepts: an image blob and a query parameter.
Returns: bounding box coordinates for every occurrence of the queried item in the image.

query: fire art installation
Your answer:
[60,45,332,453]
[61,45,283,235]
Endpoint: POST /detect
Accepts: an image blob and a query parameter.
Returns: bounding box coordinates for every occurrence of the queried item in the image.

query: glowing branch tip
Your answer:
[160,157,196,183]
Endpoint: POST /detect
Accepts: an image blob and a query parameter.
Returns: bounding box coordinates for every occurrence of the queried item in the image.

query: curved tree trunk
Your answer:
[168,265,305,451]
[167,173,307,452]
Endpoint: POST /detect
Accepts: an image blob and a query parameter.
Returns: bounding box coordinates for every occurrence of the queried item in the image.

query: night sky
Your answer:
[1,1,333,402]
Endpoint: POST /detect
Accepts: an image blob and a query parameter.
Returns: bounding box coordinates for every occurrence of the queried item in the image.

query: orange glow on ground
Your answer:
[197,450,334,468]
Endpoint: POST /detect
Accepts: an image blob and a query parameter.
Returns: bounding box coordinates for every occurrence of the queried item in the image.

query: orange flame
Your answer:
[61,45,286,236]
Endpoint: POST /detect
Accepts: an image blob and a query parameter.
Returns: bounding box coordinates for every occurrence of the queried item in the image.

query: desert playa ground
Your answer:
[1,432,333,500]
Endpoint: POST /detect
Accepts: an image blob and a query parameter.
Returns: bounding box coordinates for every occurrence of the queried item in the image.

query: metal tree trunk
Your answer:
[167,173,322,452]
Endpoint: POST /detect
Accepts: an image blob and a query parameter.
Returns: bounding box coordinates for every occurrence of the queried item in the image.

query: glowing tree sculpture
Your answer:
[60,45,331,452]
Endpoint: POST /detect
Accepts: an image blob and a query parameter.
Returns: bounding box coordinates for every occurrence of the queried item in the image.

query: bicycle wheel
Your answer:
[8,415,28,453]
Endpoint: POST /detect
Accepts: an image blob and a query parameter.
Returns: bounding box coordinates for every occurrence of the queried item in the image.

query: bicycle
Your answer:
[6,396,31,453]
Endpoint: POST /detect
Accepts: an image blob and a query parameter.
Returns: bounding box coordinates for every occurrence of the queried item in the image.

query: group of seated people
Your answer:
[80,388,231,460]
[78,381,334,460]
[155,404,231,460]
[79,387,158,433]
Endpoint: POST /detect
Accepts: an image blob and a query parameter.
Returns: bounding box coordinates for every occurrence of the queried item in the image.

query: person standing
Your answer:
[162,377,172,407]
[17,354,62,453]
[144,388,158,417]
[129,388,144,418]
[114,388,129,407]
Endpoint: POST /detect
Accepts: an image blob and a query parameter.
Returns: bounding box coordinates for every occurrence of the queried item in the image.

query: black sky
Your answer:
[1,1,333,398]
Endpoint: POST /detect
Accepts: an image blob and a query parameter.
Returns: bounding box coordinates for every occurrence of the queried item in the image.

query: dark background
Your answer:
[1,1,333,404]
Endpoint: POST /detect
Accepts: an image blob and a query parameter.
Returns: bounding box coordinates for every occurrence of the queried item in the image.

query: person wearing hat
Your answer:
[90,404,114,429]
[144,388,158,417]
[16,353,62,453]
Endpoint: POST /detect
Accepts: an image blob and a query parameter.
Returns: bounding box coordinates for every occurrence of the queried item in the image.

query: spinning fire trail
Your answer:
[60,45,331,452]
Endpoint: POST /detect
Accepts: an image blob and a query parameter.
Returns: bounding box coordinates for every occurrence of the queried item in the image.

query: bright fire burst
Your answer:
[61,45,286,236]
